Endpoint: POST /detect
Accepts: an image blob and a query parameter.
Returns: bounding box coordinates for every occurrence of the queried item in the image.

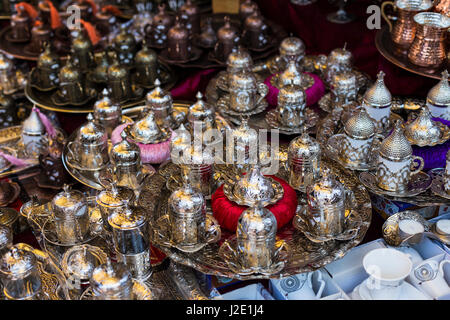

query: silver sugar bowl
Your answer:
[226,47,253,75]
[51,185,90,244]
[236,203,277,270]
[126,109,167,144]
[288,131,321,192]
[0,245,42,300]
[21,107,46,157]
[404,106,442,146]
[107,202,151,280]
[426,70,450,120]
[277,84,306,128]
[279,36,305,66]
[90,260,133,300]
[67,113,109,170]
[362,71,392,133]
[229,70,267,112]
[167,179,208,247]
[93,88,122,138]
[145,79,174,128]
[306,169,346,237]
[111,131,143,191]
[377,121,425,192]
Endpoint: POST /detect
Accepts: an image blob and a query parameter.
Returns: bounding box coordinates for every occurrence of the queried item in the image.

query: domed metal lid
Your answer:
[168,178,205,216]
[93,89,121,119]
[278,84,305,105]
[22,107,45,135]
[344,108,376,139]
[279,36,305,58]
[72,30,92,51]
[307,168,345,206]
[230,70,257,89]
[127,109,165,144]
[234,165,275,204]
[0,53,12,71]
[363,71,392,108]
[51,184,87,218]
[233,117,258,145]
[37,43,60,69]
[0,245,37,278]
[111,131,141,165]
[404,106,442,145]
[146,79,173,106]
[153,3,174,28]
[245,10,264,30]
[61,244,107,280]
[97,182,135,208]
[113,27,137,50]
[288,130,320,159]
[77,113,107,143]
[171,123,191,151]
[278,60,304,87]
[226,47,253,71]
[217,16,239,42]
[240,0,257,17]
[427,70,450,107]
[379,120,412,160]
[328,46,353,67]
[90,260,133,296]
[0,224,12,250]
[237,203,277,240]
[188,92,215,124]
[108,60,128,80]
[135,44,158,64]
[180,0,199,16]
[108,202,146,230]
[168,16,189,41]
[59,58,81,82]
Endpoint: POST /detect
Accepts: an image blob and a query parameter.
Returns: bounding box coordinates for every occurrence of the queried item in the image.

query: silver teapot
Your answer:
[277,84,306,128]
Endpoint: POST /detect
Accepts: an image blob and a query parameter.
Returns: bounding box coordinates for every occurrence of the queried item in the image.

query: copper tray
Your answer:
[375,25,446,80]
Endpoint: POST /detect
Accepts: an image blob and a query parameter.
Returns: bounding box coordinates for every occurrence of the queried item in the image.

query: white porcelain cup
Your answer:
[408,260,450,298]
[363,248,412,300]
[274,270,326,300]
[363,104,391,133]
[376,154,424,192]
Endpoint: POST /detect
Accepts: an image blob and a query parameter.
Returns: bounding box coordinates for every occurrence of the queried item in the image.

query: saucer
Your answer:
[324,134,378,171]
[265,108,319,135]
[80,279,157,300]
[159,46,202,65]
[270,72,315,91]
[352,278,430,300]
[218,235,288,276]
[65,151,109,172]
[359,171,432,198]
[430,175,450,201]
[41,217,98,248]
[29,67,59,92]
[382,210,430,247]
[222,176,284,207]
[51,87,97,107]
[152,213,220,253]
[405,121,450,147]
[217,94,268,118]
[292,205,362,243]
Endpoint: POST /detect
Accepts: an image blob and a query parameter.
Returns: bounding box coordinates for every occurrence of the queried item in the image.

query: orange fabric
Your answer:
[45,1,62,29]
[80,19,100,45]
[84,0,98,15]
[15,2,38,19]
[101,5,122,16]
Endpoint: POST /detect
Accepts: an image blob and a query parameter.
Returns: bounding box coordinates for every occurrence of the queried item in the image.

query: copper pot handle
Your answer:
[381,1,396,32]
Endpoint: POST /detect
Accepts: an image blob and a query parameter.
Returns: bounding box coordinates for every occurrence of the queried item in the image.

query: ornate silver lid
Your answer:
[127,109,165,144]
[90,260,133,299]
[279,36,305,59]
[217,16,239,43]
[226,47,253,72]
[22,107,45,135]
[234,164,275,204]
[168,16,189,41]
[306,168,345,207]
[135,45,158,65]
[240,0,257,19]
[168,178,205,217]
[108,60,128,80]
[237,203,277,241]
[344,108,376,140]
[59,58,81,83]
[288,130,320,159]
[278,60,304,87]
[379,120,412,161]
[229,70,257,89]
[404,106,442,145]
[146,79,173,107]
[51,184,88,219]
[108,202,147,230]
[244,9,264,31]
[187,92,215,125]
[61,244,108,281]
[0,224,12,251]
[327,46,353,69]
[233,117,258,146]
[427,70,450,107]
[113,27,137,52]
[0,53,12,71]
[97,182,135,209]
[278,84,305,105]
[363,71,392,108]
[0,245,37,278]
[111,131,141,165]
[93,89,121,121]
[37,43,60,70]
[180,0,199,16]
[170,123,191,153]
[77,113,107,144]
[72,30,92,51]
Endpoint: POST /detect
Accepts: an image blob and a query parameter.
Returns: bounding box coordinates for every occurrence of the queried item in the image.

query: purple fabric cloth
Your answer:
[412,117,450,171]
[263,72,326,107]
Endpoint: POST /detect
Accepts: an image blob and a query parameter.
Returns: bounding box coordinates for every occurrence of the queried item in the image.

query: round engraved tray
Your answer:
[140,147,372,280]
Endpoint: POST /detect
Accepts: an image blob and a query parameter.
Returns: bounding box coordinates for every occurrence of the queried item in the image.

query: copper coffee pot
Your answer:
[381,0,433,51]
[407,12,450,68]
